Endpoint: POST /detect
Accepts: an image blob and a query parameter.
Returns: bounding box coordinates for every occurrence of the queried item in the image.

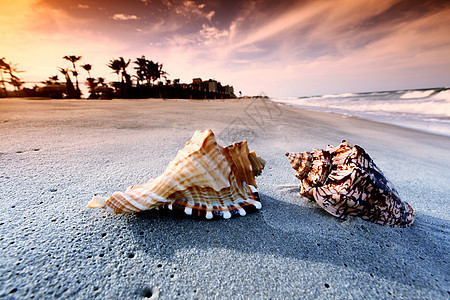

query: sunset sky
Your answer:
[1,0,450,97]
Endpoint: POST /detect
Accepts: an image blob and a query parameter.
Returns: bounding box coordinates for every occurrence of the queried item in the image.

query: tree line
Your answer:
[0,55,236,99]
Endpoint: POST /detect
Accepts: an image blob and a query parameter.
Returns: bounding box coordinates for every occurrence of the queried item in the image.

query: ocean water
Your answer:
[272,88,450,137]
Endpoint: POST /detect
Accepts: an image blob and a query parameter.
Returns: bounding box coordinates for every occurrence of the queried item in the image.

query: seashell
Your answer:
[285,141,414,227]
[87,129,265,219]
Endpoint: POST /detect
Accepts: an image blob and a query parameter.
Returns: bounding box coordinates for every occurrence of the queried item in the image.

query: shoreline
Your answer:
[1,98,448,298]
[4,95,449,138]
[272,99,450,138]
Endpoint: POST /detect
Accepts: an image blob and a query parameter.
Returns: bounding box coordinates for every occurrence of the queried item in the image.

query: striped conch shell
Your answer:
[87,129,265,219]
[285,141,414,227]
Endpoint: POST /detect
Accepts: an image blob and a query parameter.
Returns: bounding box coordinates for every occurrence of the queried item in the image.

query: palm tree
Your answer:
[85,77,97,88]
[81,64,92,78]
[63,55,81,97]
[118,57,130,84]
[133,56,168,86]
[148,61,167,85]
[158,63,169,84]
[1,59,24,93]
[58,67,67,76]
[0,58,8,96]
[59,67,77,98]
[108,59,122,82]
[9,75,23,91]
[133,56,147,85]
[97,77,105,86]
[50,75,59,83]
[149,61,160,85]
[71,71,78,80]
[42,75,60,85]
[85,77,98,98]
[108,57,131,84]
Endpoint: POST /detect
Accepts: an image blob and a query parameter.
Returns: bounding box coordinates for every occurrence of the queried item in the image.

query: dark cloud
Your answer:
[360,0,450,31]
[33,0,450,38]
[36,1,221,26]
[31,0,450,60]
[34,1,308,35]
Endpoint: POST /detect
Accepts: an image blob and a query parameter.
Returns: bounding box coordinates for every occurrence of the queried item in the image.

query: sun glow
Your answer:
[1,0,449,97]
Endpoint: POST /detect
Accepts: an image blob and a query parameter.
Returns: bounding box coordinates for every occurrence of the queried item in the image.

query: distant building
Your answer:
[206,79,218,93]
[188,77,235,98]
[224,85,234,95]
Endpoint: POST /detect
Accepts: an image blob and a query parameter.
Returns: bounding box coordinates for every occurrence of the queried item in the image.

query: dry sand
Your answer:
[0,98,449,299]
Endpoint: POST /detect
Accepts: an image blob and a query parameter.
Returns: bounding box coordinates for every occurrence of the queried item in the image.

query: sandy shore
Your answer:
[0,98,448,299]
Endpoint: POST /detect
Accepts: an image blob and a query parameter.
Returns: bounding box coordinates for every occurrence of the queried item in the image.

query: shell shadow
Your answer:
[126,193,449,291]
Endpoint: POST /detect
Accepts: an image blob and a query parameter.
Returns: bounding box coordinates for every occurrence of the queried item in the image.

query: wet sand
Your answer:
[0,98,448,298]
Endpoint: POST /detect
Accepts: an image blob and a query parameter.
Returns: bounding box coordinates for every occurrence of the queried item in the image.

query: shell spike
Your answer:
[249,150,265,177]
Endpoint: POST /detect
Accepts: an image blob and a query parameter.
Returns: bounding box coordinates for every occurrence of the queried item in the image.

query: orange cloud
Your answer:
[0,0,132,88]
[111,14,139,21]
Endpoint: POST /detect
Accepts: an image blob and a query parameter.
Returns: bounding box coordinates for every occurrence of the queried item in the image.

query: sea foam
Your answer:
[272,88,450,137]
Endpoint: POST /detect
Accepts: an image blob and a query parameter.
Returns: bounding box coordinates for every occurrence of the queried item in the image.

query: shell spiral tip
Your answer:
[87,196,107,208]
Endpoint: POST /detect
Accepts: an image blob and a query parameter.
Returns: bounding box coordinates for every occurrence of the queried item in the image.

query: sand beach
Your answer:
[0,98,448,299]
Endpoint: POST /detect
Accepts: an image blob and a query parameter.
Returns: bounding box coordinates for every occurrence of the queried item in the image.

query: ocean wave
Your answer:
[321,93,356,98]
[431,90,450,102]
[400,90,435,99]
[272,88,450,136]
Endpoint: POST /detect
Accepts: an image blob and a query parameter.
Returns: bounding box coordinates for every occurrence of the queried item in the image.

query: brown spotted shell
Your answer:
[88,129,265,219]
[286,141,414,227]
